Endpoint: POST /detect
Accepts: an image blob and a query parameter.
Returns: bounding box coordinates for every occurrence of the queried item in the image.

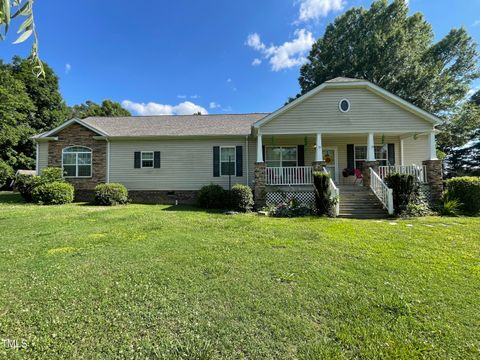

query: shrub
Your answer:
[230,184,254,212]
[445,177,480,215]
[15,167,65,202]
[94,183,129,205]
[41,167,64,183]
[266,198,313,218]
[0,161,13,188]
[439,199,460,217]
[31,182,74,205]
[15,174,43,202]
[313,171,336,216]
[197,184,227,209]
[385,173,415,215]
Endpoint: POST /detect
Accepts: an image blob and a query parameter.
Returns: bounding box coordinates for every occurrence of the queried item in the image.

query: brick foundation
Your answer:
[74,190,198,204]
[254,162,266,208]
[422,159,443,204]
[129,191,197,204]
[362,161,379,187]
[47,123,107,190]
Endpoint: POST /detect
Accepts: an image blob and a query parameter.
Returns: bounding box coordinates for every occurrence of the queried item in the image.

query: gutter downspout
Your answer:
[35,142,39,175]
[106,138,110,183]
[245,136,249,186]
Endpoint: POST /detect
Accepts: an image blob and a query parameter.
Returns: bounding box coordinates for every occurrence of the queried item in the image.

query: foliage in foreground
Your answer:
[0,160,13,188]
[94,183,129,206]
[0,193,479,358]
[313,171,337,217]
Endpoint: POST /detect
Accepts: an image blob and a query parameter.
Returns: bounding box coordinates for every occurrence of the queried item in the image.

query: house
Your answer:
[33,77,443,216]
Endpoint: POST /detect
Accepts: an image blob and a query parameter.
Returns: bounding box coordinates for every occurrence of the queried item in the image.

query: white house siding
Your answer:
[402,135,429,166]
[37,142,49,174]
[109,137,249,190]
[260,88,434,135]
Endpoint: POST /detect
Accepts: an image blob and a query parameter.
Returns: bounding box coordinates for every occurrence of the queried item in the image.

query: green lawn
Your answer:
[0,192,479,359]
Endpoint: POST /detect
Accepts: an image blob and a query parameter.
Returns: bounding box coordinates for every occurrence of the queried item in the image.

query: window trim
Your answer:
[265,146,298,168]
[61,146,92,178]
[339,98,351,113]
[220,146,236,176]
[140,151,154,169]
[353,144,389,169]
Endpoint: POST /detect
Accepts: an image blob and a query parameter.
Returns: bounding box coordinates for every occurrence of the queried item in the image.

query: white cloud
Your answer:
[190,94,199,99]
[473,19,480,27]
[209,102,221,109]
[121,100,208,116]
[177,95,187,99]
[297,0,345,22]
[252,58,262,66]
[65,63,71,74]
[246,29,315,71]
[226,78,232,83]
[246,33,265,51]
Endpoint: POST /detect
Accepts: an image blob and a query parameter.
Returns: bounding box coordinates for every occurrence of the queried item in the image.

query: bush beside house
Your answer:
[94,183,129,206]
[197,183,254,211]
[15,167,74,205]
[444,177,480,215]
[31,182,74,205]
[230,184,254,212]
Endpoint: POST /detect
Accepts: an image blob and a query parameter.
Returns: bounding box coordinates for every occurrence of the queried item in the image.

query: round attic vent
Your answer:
[339,99,350,113]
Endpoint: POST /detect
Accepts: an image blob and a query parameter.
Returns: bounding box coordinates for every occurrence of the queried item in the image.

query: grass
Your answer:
[0,192,479,359]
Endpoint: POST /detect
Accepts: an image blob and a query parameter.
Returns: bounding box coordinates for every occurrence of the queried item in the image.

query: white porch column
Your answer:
[428,131,437,160]
[367,132,375,161]
[256,132,263,162]
[315,133,323,161]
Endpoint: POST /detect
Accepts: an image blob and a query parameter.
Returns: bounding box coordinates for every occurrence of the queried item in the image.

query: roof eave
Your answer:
[37,118,109,138]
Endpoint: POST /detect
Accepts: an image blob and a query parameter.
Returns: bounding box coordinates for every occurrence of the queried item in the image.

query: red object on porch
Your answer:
[354,168,363,185]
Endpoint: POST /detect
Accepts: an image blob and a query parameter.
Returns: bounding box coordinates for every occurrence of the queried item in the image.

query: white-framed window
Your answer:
[62,146,92,177]
[220,147,235,176]
[266,146,297,167]
[141,151,154,168]
[354,145,388,169]
[339,99,351,113]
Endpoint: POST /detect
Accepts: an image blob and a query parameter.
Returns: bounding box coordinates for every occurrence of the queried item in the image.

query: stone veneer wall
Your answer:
[47,123,107,190]
[254,162,266,208]
[422,159,443,204]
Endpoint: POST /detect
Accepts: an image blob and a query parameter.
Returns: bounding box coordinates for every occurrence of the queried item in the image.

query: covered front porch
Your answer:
[255,131,436,186]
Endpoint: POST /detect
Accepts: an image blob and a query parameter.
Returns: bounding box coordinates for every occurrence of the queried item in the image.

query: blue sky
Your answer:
[2,0,480,115]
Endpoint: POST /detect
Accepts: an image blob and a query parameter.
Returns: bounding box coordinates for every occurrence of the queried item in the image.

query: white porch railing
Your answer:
[378,165,427,183]
[323,168,340,216]
[370,168,394,215]
[266,166,313,186]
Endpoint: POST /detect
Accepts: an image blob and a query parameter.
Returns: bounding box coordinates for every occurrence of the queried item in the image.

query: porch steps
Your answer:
[338,186,388,219]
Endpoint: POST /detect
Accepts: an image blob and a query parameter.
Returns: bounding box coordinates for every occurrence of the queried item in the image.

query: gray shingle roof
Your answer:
[81,113,269,137]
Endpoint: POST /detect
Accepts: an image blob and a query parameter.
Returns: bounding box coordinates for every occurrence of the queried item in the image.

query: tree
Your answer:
[6,56,70,131]
[296,0,479,115]
[0,0,44,76]
[446,129,480,177]
[0,67,36,169]
[70,100,131,119]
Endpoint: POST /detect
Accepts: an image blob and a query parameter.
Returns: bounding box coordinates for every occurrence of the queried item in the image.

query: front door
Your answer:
[323,147,338,183]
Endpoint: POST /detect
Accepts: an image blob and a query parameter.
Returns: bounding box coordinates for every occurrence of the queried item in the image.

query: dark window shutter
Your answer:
[213,146,220,177]
[154,151,161,168]
[262,145,266,163]
[235,146,243,177]
[134,151,141,168]
[297,145,305,166]
[347,144,354,170]
[388,144,395,165]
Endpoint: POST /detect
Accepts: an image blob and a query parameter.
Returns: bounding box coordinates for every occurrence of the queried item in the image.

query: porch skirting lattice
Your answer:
[266,191,315,206]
